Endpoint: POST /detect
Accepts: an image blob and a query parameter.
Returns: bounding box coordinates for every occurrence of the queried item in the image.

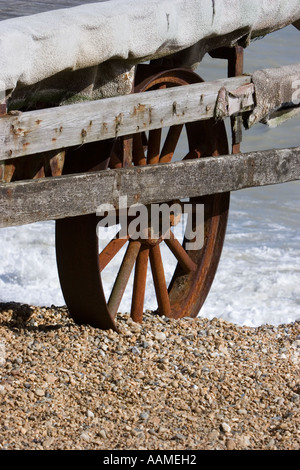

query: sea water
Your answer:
[0,26,299,327]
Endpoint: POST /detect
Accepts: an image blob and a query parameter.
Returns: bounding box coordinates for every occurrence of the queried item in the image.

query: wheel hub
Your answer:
[128,200,183,246]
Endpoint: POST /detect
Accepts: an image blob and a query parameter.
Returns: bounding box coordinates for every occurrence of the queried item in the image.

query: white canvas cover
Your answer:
[0,0,299,110]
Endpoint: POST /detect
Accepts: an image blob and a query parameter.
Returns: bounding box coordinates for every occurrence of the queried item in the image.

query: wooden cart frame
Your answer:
[0,46,299,331]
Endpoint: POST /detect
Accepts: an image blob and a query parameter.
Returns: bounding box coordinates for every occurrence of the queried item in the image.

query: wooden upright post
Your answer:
[209,46,244,154]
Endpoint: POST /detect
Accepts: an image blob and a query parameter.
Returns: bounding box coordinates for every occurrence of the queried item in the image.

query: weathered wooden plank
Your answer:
[0,146,299,228]
[0,76,253,161]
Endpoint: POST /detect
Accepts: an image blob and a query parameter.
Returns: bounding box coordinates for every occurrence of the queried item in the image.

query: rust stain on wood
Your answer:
[115,113,124,136]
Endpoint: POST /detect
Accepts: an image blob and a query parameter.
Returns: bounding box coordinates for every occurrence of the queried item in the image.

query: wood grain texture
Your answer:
[0,76,253,161]
[0,146,299,227]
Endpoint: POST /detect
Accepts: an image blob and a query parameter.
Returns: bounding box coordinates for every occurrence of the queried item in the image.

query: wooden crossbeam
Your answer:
[0,76,253,161]
[0,146,299,228]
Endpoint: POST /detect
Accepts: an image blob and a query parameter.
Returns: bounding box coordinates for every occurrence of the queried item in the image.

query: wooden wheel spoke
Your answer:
[132,133,147,166]
[99,234,129,272]
[183,149,202,160]
[108,240,141,318]
[109,138,123,168]
[149,244,171,317]
[164,231,197,274]
[159,124,183,163]
[131,246,150,323]
[147,128,162,165]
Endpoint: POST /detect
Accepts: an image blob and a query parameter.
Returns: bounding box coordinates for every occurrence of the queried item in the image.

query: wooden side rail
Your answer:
[0,76,253,161]
[0,146,299,228]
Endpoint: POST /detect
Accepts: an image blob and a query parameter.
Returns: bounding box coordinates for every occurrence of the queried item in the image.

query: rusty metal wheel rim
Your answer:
[55,67,230,329]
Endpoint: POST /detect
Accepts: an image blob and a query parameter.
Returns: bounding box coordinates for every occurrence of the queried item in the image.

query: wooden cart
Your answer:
[0,2,299,331]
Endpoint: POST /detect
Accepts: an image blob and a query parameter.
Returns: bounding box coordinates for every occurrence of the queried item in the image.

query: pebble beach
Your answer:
[0,302,299,451]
